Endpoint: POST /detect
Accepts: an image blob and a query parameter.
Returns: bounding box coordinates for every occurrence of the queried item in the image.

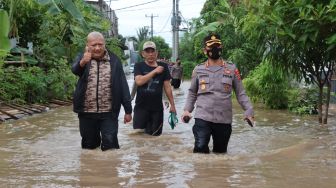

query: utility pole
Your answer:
[171,0,181,61]
[146,14,158,39]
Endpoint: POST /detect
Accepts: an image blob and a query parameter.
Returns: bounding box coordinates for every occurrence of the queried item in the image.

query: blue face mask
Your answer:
[207,47,222,60]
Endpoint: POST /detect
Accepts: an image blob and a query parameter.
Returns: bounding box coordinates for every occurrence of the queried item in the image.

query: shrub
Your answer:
[287,87,319,115]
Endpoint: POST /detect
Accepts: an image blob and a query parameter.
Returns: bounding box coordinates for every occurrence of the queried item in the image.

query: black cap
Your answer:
[203,33,222,47]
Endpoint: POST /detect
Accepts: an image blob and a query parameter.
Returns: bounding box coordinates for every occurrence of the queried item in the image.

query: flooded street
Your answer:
[1,78,336,188]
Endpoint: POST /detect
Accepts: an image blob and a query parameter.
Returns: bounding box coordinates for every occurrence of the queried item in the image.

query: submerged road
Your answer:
[1,78,336,187]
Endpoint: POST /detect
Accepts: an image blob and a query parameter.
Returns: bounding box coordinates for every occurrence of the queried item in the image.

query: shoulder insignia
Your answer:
[234,68,241,80]
[224,61,235,69]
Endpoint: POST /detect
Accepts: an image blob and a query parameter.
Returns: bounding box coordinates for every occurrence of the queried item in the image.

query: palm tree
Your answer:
[136,26,149,42]
[127,26,149,51]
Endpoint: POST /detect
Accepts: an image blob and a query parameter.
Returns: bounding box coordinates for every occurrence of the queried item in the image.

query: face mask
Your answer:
[206,47,222,60]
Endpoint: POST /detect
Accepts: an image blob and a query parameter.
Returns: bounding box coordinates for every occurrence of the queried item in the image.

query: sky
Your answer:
[107,0,207,46]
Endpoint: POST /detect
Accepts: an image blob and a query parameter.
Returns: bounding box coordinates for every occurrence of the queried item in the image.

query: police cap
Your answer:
[203,33,222,47]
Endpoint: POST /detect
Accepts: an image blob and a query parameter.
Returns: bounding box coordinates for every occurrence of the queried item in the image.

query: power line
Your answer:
[115,1,204,13]
[112,1,204,12]
[115,0,160,11]
[154,30,171,34]
[179,11,192,29]
[159,10,172,33]
[180,1,205,7]
[115,5,169,13]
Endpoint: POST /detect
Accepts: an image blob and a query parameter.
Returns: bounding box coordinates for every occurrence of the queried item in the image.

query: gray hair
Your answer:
[87,31,105,42]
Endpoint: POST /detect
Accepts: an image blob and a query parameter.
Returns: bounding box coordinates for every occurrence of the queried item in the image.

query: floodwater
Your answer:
[1,78,336,188]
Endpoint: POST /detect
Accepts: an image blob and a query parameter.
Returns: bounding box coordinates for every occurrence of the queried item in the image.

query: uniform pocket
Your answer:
[222,77,232,93]
[198,75,210,94]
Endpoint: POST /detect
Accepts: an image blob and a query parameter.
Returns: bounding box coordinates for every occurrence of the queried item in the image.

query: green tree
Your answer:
[35,0,110,62]
[106,36,127,63]
[0,0,122,103]
[259,0,336,124]
[197,0,336,124]
[137,36,171,60]
[243,59,289,109]
[128,26,150,51]
[136,26,150,43]
[151,36,171,60]
[180,0,261,78]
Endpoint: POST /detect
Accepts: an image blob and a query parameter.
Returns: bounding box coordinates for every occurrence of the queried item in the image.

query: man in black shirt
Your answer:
[133,41,176,136]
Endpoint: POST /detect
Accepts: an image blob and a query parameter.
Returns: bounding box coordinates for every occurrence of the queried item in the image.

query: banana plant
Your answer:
[36,0,90,62]
[36,0,88,43]
[36,0,85,24]
[0,9,10,64]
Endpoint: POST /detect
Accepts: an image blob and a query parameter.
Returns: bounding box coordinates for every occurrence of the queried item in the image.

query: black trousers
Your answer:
[79,116,119,151]
[171,78,181,89]
[192,118,232,154]
[133,105,163,136]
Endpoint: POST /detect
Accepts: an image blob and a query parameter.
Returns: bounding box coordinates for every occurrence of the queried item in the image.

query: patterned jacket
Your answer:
[72,51,132,117]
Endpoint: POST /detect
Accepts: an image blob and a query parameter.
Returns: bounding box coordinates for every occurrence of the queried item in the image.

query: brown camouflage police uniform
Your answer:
[184,60,254,124]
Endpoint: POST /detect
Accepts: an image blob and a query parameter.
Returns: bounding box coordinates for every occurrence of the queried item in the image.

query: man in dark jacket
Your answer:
[72,31,132,151]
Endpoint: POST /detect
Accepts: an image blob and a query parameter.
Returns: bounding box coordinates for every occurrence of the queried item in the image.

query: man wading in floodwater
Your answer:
[182,33,254,154]
[72,31,132,151]
[132,41,176,136]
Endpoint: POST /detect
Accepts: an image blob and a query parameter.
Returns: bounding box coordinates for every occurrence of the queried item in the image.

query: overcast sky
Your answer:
[107,0,206,46]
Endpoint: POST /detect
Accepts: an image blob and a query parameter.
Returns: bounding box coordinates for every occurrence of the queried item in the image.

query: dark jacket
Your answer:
[71,51,132,116]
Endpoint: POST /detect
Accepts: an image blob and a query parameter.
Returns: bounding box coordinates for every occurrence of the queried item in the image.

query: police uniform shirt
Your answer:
[184,61,254,124]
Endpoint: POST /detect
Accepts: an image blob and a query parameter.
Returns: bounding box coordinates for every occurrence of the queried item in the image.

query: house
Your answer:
[123,39,139,74]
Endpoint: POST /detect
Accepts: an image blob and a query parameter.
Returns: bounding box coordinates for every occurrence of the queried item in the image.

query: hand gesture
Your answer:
[154,65,164,74]
[80,46,92,67]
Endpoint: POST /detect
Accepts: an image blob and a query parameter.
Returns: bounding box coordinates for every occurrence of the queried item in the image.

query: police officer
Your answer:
[181,33,254,154]
[170,58,183,89]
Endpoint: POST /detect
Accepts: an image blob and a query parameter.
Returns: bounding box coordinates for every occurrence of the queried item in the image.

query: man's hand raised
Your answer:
[80,46,92,67]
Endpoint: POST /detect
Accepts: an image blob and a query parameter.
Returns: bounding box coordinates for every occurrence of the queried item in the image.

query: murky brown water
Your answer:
[1,79,336,187]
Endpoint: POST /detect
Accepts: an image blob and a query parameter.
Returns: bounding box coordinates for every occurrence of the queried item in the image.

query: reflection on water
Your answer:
[0,79,336,187]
